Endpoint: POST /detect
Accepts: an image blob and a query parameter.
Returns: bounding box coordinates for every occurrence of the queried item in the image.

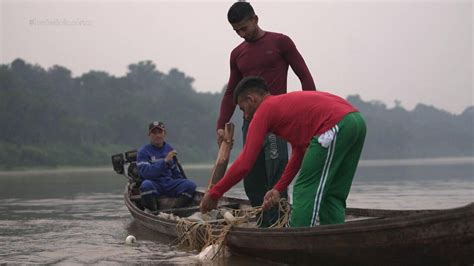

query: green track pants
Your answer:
[290,112,366,227]
[242,119,288,227]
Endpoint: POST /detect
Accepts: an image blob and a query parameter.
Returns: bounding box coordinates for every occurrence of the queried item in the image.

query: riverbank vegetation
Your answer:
[1,59,472,169]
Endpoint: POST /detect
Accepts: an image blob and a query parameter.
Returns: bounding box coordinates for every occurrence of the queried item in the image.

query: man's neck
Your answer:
[151,142,164,148]
[254,28,265,40]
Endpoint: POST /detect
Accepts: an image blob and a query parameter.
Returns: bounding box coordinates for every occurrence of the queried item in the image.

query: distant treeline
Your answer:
[0,58,472,169]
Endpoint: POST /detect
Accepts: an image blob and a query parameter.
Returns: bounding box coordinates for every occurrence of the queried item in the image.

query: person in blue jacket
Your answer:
[137,121,197,212]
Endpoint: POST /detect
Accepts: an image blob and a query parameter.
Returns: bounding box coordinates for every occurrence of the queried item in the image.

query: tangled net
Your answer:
[172,199,291,261]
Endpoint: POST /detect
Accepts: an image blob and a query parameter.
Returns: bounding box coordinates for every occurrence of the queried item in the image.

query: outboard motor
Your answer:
[111,149,145,210]
[111,149,140,184]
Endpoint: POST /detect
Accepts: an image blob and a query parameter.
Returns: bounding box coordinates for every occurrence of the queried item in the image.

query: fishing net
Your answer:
[171,199,291,261]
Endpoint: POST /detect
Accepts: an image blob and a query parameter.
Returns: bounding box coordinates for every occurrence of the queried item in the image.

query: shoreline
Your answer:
[0,156,473,176]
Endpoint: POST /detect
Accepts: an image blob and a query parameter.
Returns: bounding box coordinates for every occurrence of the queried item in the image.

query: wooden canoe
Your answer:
[123,183,474,265]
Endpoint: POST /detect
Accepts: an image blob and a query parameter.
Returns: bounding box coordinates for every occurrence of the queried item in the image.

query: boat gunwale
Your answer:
[123,185,474,237]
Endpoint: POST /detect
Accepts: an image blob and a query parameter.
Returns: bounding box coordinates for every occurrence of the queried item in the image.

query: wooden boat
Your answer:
[123,182,474,265]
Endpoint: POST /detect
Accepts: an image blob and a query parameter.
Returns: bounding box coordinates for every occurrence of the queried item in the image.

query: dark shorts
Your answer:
[242,118,289,227]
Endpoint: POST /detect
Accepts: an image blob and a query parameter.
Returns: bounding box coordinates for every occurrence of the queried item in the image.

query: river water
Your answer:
[0,158,473,264]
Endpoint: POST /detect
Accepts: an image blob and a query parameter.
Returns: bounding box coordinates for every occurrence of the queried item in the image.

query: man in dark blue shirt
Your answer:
[137,121,196,212]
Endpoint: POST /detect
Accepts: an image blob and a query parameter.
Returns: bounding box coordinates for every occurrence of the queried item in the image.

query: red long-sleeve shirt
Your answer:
[209,91,358,200]
[217,32,316,130]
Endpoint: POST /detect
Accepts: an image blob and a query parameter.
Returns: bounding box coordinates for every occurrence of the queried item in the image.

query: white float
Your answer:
[125,235,136,245]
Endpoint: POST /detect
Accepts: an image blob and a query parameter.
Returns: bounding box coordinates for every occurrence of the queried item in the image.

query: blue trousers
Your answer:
[140,177,196,199]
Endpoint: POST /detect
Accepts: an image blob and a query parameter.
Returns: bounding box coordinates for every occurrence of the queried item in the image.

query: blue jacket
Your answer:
[137,142,184,182]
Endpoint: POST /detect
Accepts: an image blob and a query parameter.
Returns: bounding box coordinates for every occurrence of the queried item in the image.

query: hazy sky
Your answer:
[1,0,472,114]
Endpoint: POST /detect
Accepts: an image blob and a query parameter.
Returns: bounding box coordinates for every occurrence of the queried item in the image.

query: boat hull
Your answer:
[226,205,474,265]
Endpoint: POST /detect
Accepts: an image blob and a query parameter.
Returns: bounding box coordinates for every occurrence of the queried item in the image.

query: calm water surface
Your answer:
[0,158,473,264]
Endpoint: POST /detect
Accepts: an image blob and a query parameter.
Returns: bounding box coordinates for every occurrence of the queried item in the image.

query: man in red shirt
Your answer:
[216,1,316,227]
[202,77,366,227]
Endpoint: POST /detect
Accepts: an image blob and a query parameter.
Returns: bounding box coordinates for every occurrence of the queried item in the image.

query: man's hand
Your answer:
[165,150,178,162]
[200,193,218,213]
[262,189,281,210]
[216,129,224,147]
